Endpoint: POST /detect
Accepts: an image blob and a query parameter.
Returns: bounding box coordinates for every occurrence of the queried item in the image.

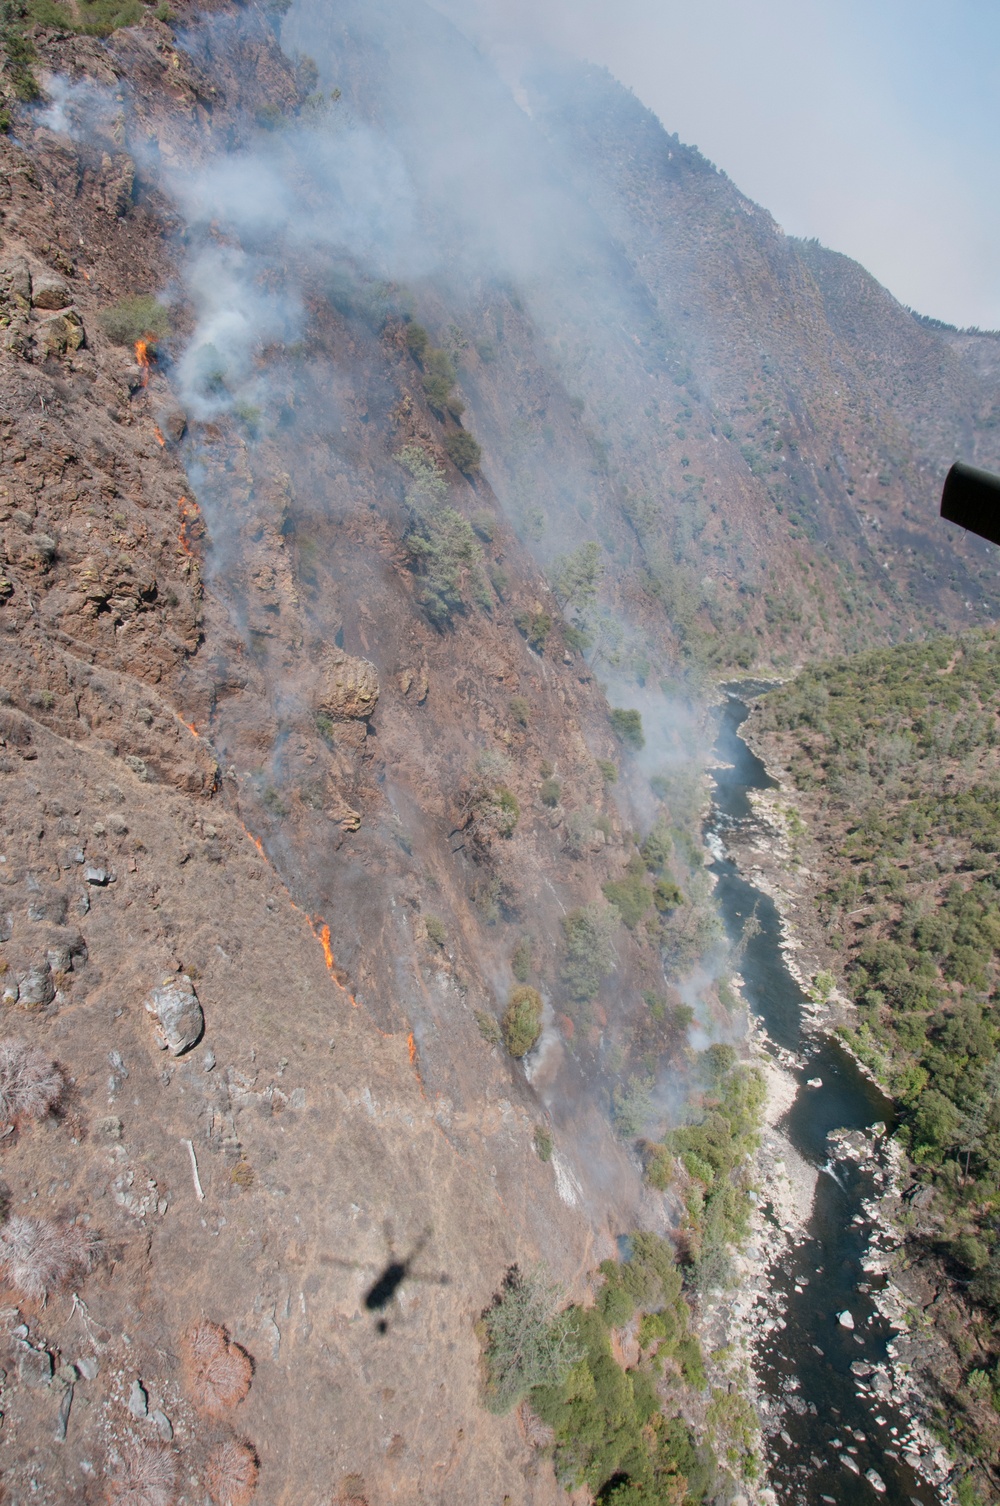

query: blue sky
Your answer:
[440,0,1000,329]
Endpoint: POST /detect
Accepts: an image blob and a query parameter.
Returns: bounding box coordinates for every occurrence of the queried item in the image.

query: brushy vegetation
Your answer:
[0,1213,96,1301]
[511,935,533,982]
[97,294,171,346]
[465,748,521,849]
[645,1054,766,1292]
[444,428,481,473]
[480,1264,582,1414]
[183,1320,254,1415]
[611,707,645,750]
[205,1439,259,1506]
[560,902,618,1001]
[107,1440,177,1506]
[482,1236,732,1501]
[502,984,543,1057]
[756,626,1000,1468]
[399,445,490,627]
[423,914,446,948]
[515,607,553,653]
[0,1037,62,1124]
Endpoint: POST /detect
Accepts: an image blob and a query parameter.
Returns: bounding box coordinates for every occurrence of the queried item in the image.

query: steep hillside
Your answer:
[0,0,998,1501]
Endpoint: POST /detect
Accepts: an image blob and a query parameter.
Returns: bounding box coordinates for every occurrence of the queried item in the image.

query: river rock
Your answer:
[865,1469,886,1494]
[840,1454,860,1475]
[807,1077,822,1088]
[144,974,204,1055]
[837,1310,855,1329]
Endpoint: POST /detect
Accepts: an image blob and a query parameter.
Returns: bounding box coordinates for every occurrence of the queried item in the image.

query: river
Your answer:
[708,693,942,1506]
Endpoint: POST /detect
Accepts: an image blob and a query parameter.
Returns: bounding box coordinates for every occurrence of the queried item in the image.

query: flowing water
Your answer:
[708,694,942,1506]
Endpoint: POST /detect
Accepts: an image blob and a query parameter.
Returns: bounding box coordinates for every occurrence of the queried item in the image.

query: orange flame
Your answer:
[407,1031,416,1065]
[153,424,166,447]
[135,339,151,387]
[306,914,359,1005]
[315,920,335,971]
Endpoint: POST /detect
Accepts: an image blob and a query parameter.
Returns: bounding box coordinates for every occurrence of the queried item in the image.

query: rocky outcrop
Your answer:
[315,649,379,721]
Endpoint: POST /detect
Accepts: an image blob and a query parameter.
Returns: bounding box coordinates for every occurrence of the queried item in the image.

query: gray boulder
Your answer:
[31,272,71,310]
[18,962,55,1009]
[145,974,203,1055]
[18,1344,53,1387]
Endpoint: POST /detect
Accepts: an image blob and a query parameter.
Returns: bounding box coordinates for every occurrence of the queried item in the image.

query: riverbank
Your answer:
[723,700,961,1503]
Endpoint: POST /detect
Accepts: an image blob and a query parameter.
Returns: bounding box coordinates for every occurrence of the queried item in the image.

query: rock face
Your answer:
[144,975,204,1055]
[316,650,379,720]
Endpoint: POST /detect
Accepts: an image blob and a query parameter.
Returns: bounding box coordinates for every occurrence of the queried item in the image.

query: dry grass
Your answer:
[206,1438,259,1505]
[106,1440,176,1506]
[0,1037,62,1124]
[183,1320,253,1414]
[0,1214,95,1301]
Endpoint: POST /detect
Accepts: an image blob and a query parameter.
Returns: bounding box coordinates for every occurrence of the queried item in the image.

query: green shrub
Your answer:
[612,1074,653,1136]
[422,347,462,414]
[533,1124,553,1162]
[640,822,673,873]
[502,985,543,1057]
[424,914,446,948]
[652,877,684,913]
[610,708,645,750]
[564,622,593,653]
[262,786,288,818]
[97,294,171,347]
[475,1009,501,1046]
[603,860,653,929]
[597,1279,634,1328]
[952,1234,990,1271]
[444,429,482,473]
[509,937,533,984]
[405,321,429,359]
[480,1265,581,1414]
[509,695,530,727]
[25,0,142,36]
[406,506,488,628]
[515,609,553,653]
[560,903,617,1001]
[551,541,602,609]
[540,777,561,808]
[597,758,618,784]
[0,7,38,102]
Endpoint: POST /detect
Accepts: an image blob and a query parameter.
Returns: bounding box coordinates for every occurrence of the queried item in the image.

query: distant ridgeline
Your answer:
[755,629,1000,1463]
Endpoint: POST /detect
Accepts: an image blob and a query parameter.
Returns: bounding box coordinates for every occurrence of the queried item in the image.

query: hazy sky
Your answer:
[437,0,1000,330]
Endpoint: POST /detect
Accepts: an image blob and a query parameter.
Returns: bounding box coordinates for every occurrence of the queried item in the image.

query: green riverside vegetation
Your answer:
[480,1237,743,1502]
[755,625,1000,1473]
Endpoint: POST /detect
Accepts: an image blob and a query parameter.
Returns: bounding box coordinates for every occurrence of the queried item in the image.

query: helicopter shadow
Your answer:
[329,1222,450,1334]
